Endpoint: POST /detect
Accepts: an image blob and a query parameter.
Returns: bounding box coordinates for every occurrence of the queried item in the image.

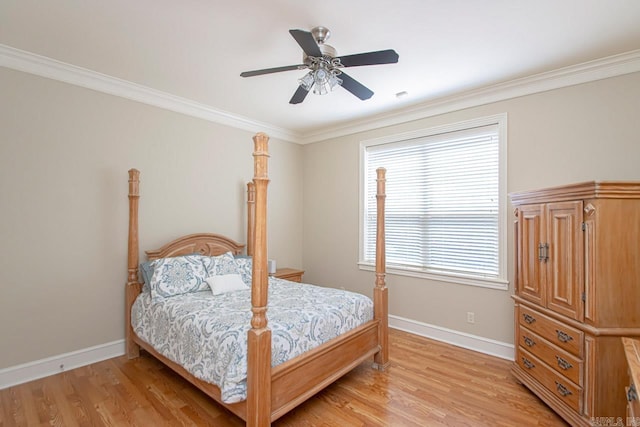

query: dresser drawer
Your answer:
[517,305,583,357]
[517,347,582,413]
[518,325,582,385]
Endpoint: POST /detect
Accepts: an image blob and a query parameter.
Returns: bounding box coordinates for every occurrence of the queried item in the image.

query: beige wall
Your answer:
[1,65,638,370]
[0,68,303,369]
[301,72,640,344]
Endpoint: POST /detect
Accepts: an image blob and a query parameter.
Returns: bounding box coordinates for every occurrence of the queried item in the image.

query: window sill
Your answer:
[358,262,509,291]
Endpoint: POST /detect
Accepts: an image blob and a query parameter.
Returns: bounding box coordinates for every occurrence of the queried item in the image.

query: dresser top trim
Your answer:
[510,181,640,205]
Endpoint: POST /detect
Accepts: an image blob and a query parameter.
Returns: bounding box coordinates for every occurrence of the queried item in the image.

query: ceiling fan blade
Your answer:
[289,85,310,104]
[339,72,374,100]
[240,64,305,77]
[289,29,322,57]
[337,49,399,67]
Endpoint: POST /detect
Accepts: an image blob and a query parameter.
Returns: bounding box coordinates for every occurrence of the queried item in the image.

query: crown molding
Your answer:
[301,49,640,143]
[0,44,301,143]
[2,43,639,145]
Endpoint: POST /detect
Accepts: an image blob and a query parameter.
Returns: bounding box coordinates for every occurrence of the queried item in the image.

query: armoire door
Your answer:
[545,201,584,321]
[517,204,545,306]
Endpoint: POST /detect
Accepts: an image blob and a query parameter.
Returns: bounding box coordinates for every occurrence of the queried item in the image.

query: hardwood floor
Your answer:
[0,329,567,426]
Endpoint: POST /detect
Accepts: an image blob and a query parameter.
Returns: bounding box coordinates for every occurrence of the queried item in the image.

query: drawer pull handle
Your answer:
[629,384,638,402]
[555,381,572,397]
[523,336,536,347]
[522,357,535,369]
[556,330,573,343]
[556,356,573,370]
[523,313,536,324]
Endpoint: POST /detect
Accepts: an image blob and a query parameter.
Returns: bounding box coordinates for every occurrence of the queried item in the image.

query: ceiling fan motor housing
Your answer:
[303,26,337,64]
[312,26,330,44]
[313,26,337,57]
[303,45,337,64]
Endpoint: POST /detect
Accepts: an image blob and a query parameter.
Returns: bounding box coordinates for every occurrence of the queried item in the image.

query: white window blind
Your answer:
[362,123,502,282]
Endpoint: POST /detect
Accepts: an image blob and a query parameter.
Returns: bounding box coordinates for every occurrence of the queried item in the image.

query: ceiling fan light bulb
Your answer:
[313,80,329,95]
[328,74,342,90]
[299,72,314,91]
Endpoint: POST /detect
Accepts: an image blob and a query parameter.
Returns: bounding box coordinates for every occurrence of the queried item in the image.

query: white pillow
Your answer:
[206,274,249,295]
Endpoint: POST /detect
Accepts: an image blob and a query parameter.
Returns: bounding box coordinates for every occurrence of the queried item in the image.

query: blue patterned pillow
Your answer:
[234,256,253,286]
[140,252,202,293]
[139,260,155,292]
[149,255,208,300]
[202,252,240,277]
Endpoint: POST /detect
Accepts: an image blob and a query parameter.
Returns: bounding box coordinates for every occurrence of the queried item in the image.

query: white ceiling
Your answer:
[2,0,640,142]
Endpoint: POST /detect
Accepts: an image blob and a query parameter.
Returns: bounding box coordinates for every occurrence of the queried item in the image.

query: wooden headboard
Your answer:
[145,233,245,261]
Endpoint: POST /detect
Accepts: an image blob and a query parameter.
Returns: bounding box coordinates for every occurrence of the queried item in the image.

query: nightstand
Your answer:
[271,268,305,282]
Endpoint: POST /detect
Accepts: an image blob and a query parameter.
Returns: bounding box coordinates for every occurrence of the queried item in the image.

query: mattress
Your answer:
[131,277,373,403]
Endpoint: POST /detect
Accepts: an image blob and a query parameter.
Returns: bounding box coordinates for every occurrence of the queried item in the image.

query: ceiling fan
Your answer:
[240,26,399,104]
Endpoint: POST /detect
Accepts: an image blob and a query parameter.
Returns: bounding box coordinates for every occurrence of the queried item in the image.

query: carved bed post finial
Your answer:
[247,182,256,257]
[247,132,272,426]
[373,167,389,370]
[126,169,141,359]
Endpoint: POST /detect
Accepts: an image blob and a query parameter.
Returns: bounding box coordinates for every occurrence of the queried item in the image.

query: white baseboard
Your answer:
[389,315,515,361]
[0,340,125,390]
[1,318,512,389]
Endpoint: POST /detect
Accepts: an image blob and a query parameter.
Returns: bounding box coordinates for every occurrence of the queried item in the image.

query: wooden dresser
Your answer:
[510,182,640,426]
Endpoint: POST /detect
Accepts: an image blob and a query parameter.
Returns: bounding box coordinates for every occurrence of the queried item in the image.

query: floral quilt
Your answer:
[131,277,373,403]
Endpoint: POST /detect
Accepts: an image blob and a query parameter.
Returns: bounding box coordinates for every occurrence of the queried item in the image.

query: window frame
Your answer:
[358,113,509,290]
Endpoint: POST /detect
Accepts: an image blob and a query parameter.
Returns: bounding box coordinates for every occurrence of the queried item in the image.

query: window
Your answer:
[360,114,508,289]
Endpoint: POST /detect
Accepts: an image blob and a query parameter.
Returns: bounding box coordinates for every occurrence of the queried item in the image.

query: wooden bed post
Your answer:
[246,182,256,257]
[126,169,142,359]
[373,167,389,370]
[247,133,272,427]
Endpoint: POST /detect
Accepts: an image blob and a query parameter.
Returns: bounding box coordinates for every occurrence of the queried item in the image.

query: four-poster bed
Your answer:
[125,132,389,426]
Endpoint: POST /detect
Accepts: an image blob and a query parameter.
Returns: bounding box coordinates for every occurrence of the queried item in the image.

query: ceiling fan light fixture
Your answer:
[310,64,342,95]
[299,71,315,91]
[329,73,343,90]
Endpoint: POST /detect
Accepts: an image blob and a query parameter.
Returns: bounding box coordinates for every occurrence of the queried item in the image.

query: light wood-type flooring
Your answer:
[0,329,567,426]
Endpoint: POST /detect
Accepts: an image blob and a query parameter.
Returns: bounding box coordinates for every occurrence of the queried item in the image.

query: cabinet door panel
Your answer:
[546,201,584,321]
[517,205,545,306]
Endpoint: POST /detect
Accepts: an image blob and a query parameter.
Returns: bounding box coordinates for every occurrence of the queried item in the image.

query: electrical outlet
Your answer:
[467,312,475,324]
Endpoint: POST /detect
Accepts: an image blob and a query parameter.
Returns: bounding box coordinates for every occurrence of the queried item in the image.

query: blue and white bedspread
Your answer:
[131,278,373,403]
